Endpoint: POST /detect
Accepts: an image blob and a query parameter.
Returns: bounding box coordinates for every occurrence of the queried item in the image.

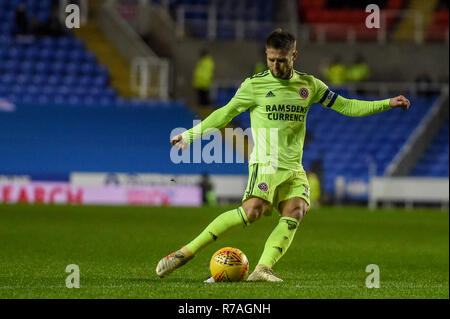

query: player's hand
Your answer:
[389,95,411,110]
[170,134,187,151]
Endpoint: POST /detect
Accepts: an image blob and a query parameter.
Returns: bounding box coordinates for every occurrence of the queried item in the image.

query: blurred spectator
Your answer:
[253,48,266,74]
[304,130,313,149]
[29,15,44,37]
[253,60,266,75]
[43,6,65,37]
[415,70,434,97]
[307,160,323,208]
[347,53,370,83]
[15,4,30,36]
[199,173,217,206]
[192,49,215,107]
[323,55,347,86]
[347,53,370,95]
[308,171,321,208]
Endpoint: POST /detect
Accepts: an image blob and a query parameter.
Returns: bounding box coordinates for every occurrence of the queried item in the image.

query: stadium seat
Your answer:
[171,0,273,39]
[411,122,449,177]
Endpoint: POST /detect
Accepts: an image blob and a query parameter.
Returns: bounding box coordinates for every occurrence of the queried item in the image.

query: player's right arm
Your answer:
[171,78,255,150]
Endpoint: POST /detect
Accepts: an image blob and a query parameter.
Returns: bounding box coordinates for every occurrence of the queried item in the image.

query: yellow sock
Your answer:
[257,217,299,268]
[185,207,248,255]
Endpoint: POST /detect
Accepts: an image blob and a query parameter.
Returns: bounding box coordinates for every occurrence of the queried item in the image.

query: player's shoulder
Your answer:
[293,70,325,91]
[249,69,270,80]
[293,70,317,81]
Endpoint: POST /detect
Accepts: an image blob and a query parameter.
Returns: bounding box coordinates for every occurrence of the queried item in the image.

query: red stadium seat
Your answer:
[434,10,449,24]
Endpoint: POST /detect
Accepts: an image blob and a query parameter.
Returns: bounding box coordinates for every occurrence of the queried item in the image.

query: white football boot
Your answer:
[247,264,283,282]
[156,249,193,278]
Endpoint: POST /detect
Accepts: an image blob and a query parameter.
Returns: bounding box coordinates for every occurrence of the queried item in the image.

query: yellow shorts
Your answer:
[242,163,310,216]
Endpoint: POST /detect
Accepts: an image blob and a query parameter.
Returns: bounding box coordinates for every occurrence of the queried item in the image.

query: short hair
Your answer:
[266,28,296,51]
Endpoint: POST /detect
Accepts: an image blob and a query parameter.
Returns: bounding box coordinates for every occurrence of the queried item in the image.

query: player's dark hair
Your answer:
[266,28,296,51]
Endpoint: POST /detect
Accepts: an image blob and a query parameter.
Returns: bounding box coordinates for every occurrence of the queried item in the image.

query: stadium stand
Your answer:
[427,3,449,42]
[0,0,248,177]
[152,0,274,40]
[298,0,404,42]
[411,121,449,177]
[0,102,248,177]
[0,36,116,106]
[0,0,447,201]
[0,0,116,105]
[298,0,448,43]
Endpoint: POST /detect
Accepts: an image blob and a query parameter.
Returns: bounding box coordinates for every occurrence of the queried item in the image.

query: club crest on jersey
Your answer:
[299,87,309,99]
[257,182,269,192]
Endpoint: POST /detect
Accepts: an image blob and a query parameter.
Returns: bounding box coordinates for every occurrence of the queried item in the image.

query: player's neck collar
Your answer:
[270,69,294,80]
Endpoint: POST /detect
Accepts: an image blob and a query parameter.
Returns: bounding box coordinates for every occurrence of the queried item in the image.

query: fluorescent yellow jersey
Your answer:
[182,69,391,172]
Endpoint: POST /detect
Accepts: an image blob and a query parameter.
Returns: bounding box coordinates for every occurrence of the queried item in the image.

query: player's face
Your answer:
[266,47,298,79]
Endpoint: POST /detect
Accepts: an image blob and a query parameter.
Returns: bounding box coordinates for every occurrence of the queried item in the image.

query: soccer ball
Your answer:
[209,247,249,282]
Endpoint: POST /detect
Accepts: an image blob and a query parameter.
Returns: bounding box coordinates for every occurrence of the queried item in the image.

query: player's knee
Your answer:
[242,202,264,223]
[284,202,308,222]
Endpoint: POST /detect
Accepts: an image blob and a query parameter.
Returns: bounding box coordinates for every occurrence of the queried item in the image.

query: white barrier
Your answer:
[70,172,248,200]
[368,177,449,209]
[0,182,202,206]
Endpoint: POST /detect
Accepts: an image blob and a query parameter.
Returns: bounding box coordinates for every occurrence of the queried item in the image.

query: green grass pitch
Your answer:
[0,204,448,299]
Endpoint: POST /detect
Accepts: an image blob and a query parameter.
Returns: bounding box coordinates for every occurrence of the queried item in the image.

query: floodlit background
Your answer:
[0,0,448,205]
[0,0,448,299]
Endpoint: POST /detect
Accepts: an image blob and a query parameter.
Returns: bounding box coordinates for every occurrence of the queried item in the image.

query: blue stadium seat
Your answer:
[56,37,74,50]
[411,121,449,177]
[93,76,108,88]
[39,37,57,49]
[51,61,65,74]
[65,62,80,76]
[0,74,15,85]
[54,49,68,62]
[23,47,39,61]
[62,75,77,87]
[80,62,95,76]
[31,75,46,86]
[3,61,19,73]
[39,48,54,61]
[67,50,83,63]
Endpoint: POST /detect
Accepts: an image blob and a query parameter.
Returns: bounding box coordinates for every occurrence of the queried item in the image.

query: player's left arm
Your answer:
[329,94,410,117]
[312,77,410,116]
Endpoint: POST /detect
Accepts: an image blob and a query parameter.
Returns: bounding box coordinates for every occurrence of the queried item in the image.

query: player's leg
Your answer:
[247,197,308,282]
[248,169,310,282]
[155,163,273,279]
[257,197,308,268]
[156,164,272,278]
[184,196,269,255]
[155,197,268,278]
[156,205,247,277]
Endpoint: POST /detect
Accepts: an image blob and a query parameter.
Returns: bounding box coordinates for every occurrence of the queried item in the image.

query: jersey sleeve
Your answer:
[311,77,335,106]
[181,78,255,144]
[311,76,391,117]
[330,96,391,117]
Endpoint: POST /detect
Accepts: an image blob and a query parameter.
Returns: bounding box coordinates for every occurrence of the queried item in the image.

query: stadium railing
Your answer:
[296,9,449,44]
[152,2,448,44]
[173,4,274,40]
[131,57,170,100]
[100,0,171,99]
[368,177,449,209]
